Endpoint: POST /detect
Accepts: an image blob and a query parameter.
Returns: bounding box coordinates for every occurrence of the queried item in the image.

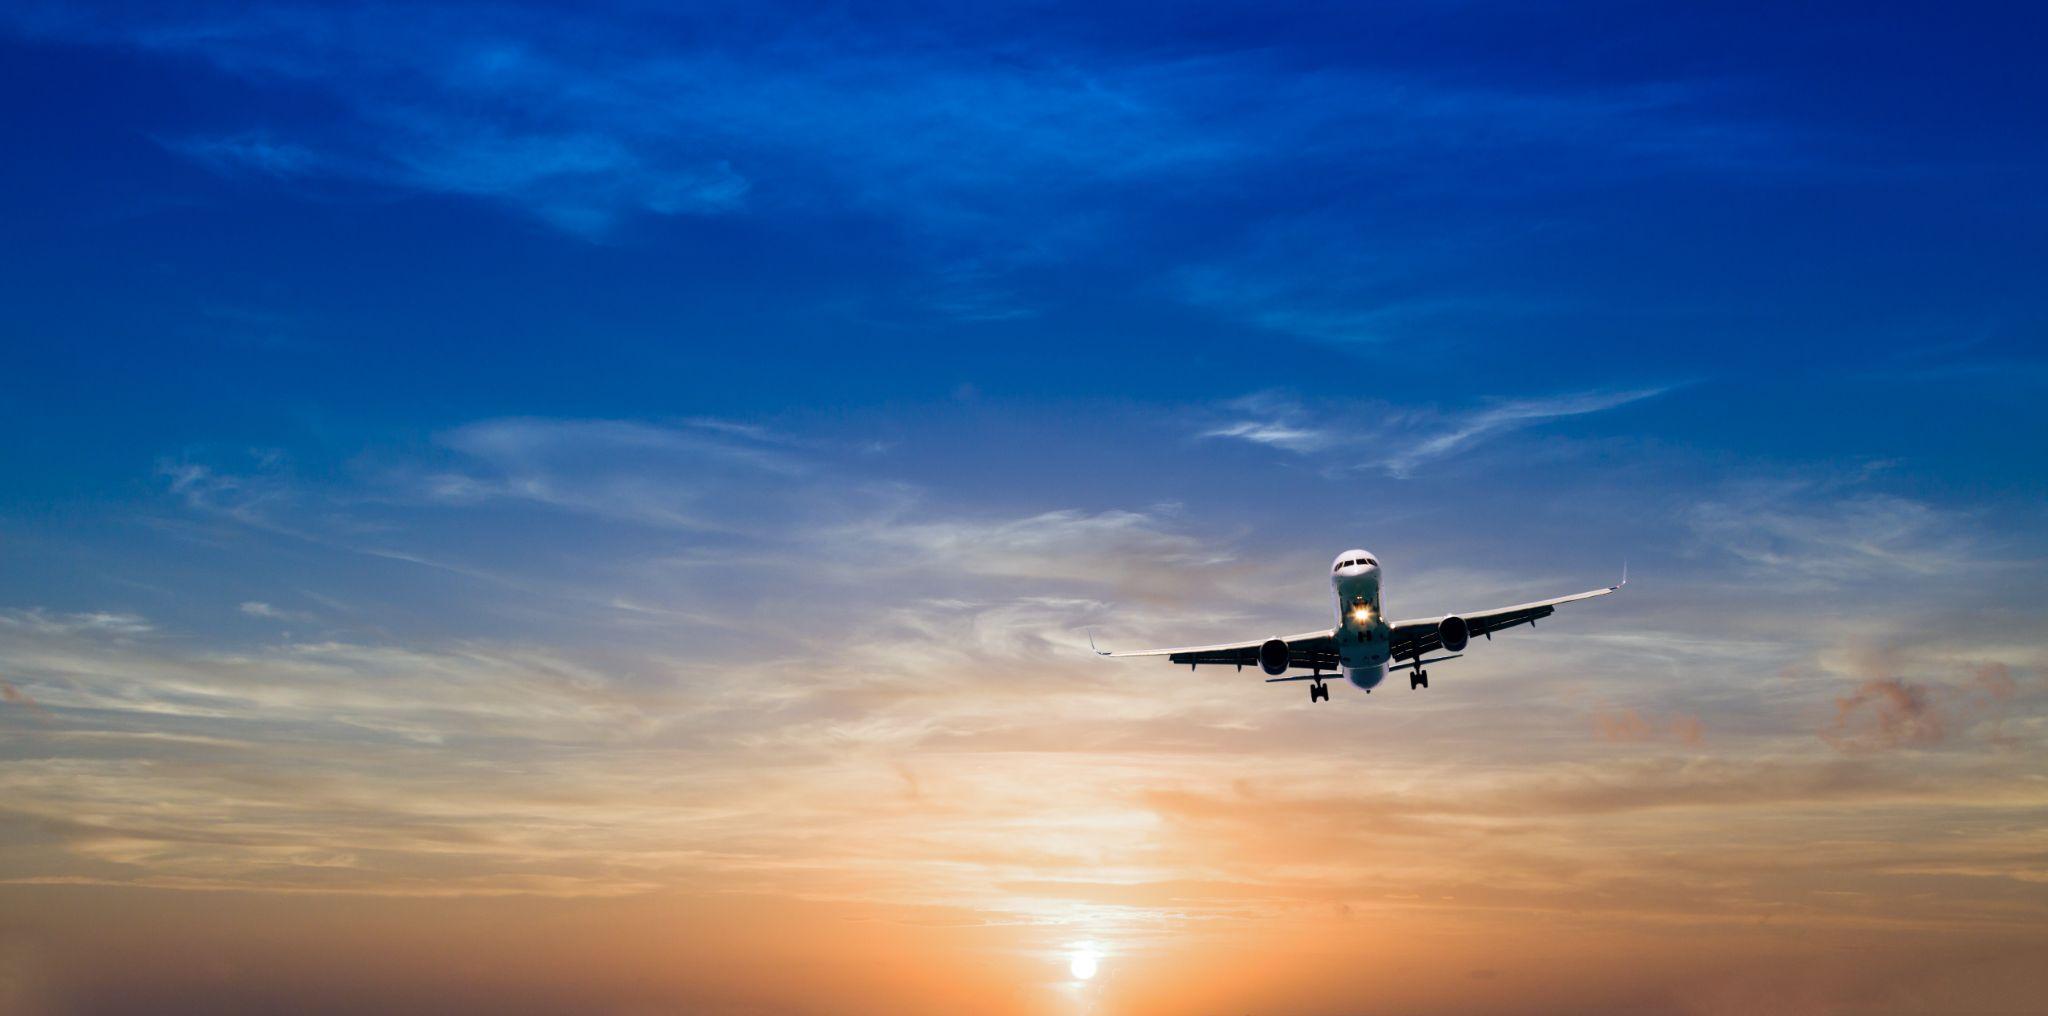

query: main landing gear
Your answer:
[1309,680,1330,703]
[1409,669,1429,690]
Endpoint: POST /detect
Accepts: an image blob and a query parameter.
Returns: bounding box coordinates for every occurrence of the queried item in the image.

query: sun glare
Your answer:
[1068,947,1102,980]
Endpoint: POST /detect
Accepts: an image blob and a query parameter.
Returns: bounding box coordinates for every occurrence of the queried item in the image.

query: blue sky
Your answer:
[2,0,2041,640]
[1,3,2046,1013]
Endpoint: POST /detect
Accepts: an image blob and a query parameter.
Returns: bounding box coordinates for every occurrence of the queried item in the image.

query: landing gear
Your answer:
[1410,669,1429,690]
[1309,680,1329,703]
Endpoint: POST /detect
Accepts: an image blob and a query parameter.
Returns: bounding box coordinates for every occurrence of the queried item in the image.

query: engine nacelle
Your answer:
[1258,638,1290,676]
[1437,615,1470,654]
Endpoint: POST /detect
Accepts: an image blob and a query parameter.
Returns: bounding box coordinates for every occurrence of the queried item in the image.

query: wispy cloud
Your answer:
[413,416,817,530]
[237,601,310,622]
[4,1,1796,256]
[1197,393,1340,453]
[1687,486,1987,585]
[850,508,1253,608]
[1196,386,1669,477]
[155,453,334,545]
[0,609,153,638]
[166,132,324,177]
[161,415,1292,630]
[1201,420,1332,452]
[1377,387,1669,477]
[9,4,1230,239]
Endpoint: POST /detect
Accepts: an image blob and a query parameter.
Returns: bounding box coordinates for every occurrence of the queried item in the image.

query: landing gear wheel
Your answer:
[1309,681,1329,703]
[1410,669,1429,690]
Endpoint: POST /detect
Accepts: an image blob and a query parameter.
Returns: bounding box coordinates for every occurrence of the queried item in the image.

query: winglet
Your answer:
[1086,628,1111,656]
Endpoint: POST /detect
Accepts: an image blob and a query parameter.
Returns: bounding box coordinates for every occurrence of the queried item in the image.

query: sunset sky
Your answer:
[3,2,2046,1013]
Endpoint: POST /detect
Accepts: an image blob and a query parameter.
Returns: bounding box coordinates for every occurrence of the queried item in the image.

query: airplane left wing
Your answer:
[1093,628,1338,672]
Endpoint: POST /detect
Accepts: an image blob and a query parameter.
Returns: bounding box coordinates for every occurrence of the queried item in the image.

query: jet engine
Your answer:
[1437,615,1470,653]
[1258,638,1290,676]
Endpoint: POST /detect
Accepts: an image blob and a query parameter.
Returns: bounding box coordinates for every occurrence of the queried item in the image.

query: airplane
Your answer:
[1093,548,1624,702]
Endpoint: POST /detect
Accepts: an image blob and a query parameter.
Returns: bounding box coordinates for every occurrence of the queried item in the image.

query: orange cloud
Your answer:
[1828,678,1942,749]
[0,678,51,725]
[1593,707,1704,745]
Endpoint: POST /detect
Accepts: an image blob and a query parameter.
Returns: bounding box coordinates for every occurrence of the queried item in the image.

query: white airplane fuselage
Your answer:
[1331,548,1392,689]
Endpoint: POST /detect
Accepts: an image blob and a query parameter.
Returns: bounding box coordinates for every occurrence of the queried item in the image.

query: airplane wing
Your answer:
[1387,574,1625,662]
[1092,628,1339,672]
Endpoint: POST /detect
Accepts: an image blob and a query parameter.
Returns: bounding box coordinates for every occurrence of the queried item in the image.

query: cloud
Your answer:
[1688,487,1984,585]
[0,609,153,638]
[9,4,1226,239]
[1196,386,1669,477]
[166,133,324,177]
[1376,388,1669,477]
[1173,250,1566,350]
[158,457,299,532]
[237,601,311,622]
[0,679,53,725]
[1669,713,1705,746]
[1593,708,1706,746]
[1966,661,2019,705]
[0,620,649,745]
[163,415,1275,616]
[411,416,820,530]
[1196,392,1339,453]
[860,509,1224,587]
[1805,638,2035,752]
[1166,209,1612,350]
[1201,420,1332,452]
[1828,679,1943,749]
[1595,708,1652,741]
[172,124,750,238]
[3,1,1796,254]
[158,418,840,559]
[435,417,806,475]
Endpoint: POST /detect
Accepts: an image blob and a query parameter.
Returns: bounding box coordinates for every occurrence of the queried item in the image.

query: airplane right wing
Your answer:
[1093,628,1339,672]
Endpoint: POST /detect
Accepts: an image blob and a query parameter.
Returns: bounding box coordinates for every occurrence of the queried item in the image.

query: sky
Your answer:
[1,1,2046,1013]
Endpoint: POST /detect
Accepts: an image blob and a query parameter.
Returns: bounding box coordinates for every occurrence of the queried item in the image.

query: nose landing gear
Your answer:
[1309,680,1329,703]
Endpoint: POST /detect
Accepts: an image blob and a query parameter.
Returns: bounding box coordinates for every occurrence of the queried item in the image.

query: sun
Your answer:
[1068,947,1102,981]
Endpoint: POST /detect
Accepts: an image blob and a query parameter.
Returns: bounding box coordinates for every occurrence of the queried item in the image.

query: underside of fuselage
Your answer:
[1345,663,1386,690]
